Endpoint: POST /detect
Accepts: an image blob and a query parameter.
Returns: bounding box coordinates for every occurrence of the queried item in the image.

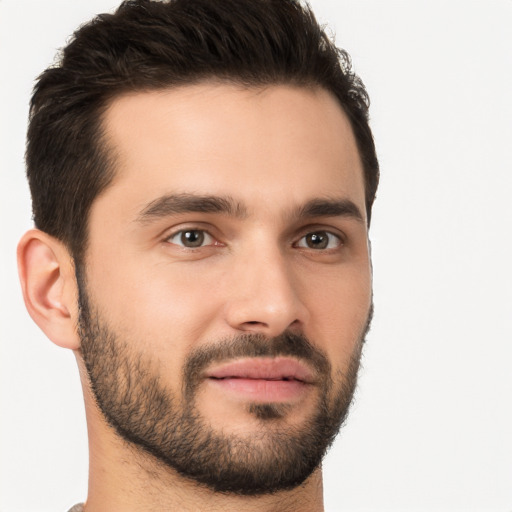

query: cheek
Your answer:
[301,263,371,362]
[85,255,224,364]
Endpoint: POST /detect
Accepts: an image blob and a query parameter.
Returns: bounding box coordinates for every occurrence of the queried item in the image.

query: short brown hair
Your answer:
[26,0,379,263]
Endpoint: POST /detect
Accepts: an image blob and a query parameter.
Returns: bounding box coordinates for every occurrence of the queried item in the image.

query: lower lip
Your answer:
[207,377,310,402]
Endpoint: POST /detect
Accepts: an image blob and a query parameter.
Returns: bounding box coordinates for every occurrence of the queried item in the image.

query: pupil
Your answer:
[307,232,328,249]
[182,230,204,247]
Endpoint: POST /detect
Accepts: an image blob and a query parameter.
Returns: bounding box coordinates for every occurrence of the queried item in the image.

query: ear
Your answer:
[17,229,80,350]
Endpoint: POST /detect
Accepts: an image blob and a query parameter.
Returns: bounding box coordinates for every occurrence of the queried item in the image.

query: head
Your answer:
[20,0,378,497]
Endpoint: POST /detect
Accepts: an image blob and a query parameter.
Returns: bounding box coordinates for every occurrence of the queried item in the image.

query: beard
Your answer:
[77,273,371,495]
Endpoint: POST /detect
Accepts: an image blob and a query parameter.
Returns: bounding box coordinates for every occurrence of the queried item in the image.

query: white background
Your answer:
[1,1,511,511]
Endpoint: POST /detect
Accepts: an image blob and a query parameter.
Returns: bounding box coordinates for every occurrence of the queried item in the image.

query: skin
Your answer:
[18,83,372,511]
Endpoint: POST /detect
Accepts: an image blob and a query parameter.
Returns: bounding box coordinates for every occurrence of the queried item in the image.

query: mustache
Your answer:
[183,331,331,393]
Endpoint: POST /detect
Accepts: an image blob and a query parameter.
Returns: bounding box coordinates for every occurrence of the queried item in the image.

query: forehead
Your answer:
[96,83,366,222]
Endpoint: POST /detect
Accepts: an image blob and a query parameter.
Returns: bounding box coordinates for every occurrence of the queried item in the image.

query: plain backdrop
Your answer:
[1,1,511,511]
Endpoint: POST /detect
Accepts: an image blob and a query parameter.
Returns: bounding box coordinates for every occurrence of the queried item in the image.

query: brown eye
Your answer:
[168,229,213,248]
[297,231,341,250]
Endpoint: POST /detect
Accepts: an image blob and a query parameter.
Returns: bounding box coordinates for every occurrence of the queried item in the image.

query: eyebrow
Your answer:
[136,193,248,223]
[135,193,365,225]
[294,198,365,224]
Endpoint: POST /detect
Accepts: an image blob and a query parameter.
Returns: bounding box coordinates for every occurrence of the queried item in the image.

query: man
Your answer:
[17,0,378,510]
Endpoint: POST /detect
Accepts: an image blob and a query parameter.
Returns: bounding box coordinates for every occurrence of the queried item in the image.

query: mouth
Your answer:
[204,357,315,402]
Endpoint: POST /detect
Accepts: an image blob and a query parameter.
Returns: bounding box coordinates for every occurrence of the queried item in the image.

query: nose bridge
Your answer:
[224,239,308,335]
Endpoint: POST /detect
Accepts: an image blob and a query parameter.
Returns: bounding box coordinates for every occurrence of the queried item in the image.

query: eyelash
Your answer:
[164,228,344,251]
[165,229,218,249]
[294,231,343,250]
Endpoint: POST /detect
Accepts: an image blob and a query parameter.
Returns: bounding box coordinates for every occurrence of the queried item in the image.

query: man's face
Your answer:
[78,84,372,493]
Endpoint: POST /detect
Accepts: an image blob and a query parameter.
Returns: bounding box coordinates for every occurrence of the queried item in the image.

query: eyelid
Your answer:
[293,227,345,250]
[296,223,346,239]
[163,226,219,248]
[296,229,343,251]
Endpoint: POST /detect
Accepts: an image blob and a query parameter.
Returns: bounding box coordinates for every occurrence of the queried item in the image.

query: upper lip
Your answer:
[204,357,316,384]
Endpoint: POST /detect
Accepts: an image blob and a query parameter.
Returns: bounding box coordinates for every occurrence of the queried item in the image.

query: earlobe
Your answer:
[17,229,80,350]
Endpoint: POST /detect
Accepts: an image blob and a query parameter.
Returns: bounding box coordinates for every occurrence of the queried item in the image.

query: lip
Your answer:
[204,357,316,402]
[205,357,315,383]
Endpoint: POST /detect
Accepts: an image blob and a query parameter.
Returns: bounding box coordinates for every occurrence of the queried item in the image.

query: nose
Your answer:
[223,245,309,337]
